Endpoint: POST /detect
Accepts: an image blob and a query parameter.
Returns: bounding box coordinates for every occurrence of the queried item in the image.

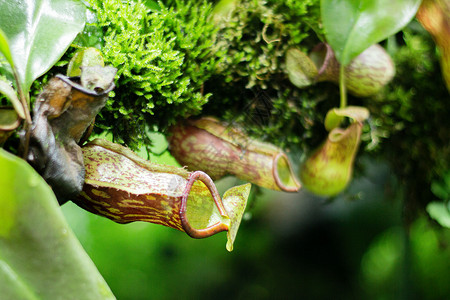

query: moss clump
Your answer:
[211,0,322,89]
[202,0,327,151]
[81,0,223,149]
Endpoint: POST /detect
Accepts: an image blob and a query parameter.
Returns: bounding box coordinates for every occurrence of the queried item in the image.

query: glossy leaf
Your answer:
[0,0,86,93]
[0,28,13,67]
[0,149,115,299]
[321,0,422,65]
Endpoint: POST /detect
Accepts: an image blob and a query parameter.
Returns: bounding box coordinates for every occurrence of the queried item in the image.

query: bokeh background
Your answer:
[62,134,450,300]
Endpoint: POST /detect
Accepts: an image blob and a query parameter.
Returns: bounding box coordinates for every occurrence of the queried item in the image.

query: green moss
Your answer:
[29,0,324,152]
[212,0,322,89]
[202,0,326,151]
[79,0,222,149]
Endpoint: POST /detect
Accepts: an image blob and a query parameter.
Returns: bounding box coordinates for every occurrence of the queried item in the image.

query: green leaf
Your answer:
[0,0,86,93]
[143,0,161,12]
[426,202,450,228]
[431,181,449,201]
[0,28,14,68]
[321,0,422,65]
[0,79,25,119]
[0,149,115,299]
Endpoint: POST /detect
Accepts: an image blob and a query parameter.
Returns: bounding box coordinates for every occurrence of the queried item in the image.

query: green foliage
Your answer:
[427,170,450,228]
[0,0,86,153]
[321,0,421,66]
[0,79,24,119]
[427,202,450,228]
[32,0,325,152]
[0,0,86,94]
[200,0,447,217]
[0,1,449,297]
[0,149,114,299]
[202,0,328,150]
[361,219,450,299]
[2,0,444,215]
[63,161,450,299]
[321,0,421,111]
[367,24,450,217]
[83,0,222,149]
[212,0,322,89]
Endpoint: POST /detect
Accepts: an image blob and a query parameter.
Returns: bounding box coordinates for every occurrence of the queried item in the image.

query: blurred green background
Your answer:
[62,134,450,300]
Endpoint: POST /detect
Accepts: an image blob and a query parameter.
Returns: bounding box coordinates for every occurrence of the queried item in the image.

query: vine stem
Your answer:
[339,64,347,109]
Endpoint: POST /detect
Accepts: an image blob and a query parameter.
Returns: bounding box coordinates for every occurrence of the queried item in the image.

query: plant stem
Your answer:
[13,72,31,124]
[339,64,347,109]
[13,71,32,159]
